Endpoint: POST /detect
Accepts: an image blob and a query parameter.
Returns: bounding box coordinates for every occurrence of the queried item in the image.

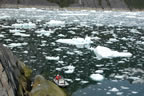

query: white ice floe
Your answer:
[13,32,30,37]
[109,88,119,92]
[9,29,25,33]
[0,34,4,38]
[95,70,104,74]
[46,20,65,27]
[63,65,75,74]
[90,46,132,59]
[35,29,54,36]
[80,81,89,84]
[12,22,36,29]
[8,43,28,47]
[45,56,59,61]
[56,36,92,48]
[90,74,104,81]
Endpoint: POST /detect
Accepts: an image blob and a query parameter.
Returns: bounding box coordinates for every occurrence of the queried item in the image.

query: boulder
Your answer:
[30,75,67,96]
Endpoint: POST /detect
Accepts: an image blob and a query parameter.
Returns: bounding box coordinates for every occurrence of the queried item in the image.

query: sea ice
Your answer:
[8,43,27,47]
[45,56,59,61]
[109,88,119,92]
[46,20,65,27]
[95,70,104,74]
[0,34,4,38]
[63,65,75,74]
[56,36,92,48]
[90,46,132,59]
[12,22,36,29]
[35,29,54,36]
[90,74,104,81]
[13,32,30,37]
[9,29,25,33]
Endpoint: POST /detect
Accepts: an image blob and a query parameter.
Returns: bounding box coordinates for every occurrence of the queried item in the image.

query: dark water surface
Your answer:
[0,8,144,96]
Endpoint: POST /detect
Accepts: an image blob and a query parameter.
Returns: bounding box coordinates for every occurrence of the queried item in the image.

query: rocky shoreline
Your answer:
[0,44,67,96]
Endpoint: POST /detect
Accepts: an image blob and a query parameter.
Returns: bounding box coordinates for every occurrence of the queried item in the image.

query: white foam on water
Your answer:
[45,56,59,61]
[90,46,132,59]
[56,36,92,48]
[12,22,36,29]
[90,74,104,81]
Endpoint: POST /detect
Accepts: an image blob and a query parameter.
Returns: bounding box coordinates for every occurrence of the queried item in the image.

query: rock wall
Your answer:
[0,44,32,96]
[1,0,144,10]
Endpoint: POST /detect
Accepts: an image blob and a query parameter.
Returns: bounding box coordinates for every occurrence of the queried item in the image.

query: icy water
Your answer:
[0,8,144,96]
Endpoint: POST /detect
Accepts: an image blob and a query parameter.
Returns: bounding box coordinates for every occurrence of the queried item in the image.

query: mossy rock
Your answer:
[30,75,67,96]
[18,60,32,96]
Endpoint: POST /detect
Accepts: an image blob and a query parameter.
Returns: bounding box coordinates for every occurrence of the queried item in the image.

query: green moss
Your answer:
[18,60,32,96]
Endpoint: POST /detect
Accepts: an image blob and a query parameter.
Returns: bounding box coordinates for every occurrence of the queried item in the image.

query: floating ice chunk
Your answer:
[0,15,10,19]
[63,65,75,74]
[132,91,138,94]
[9,29,25,33]
[128,76,140,80]
[120,86,129,90]
[95,70,104,74]
[45,56,59,61]
[56,68,62,71]
[13,32,30,37]
[90,74,104,81]
[56,36,92,48]
[8,43,27,47]
[109,88,119,92]
[12,22,36,29]
[114,75,125,79]
[35,29,54,36]
[0,34,4,38]
[108,38,119,42]
[46,20,65,27]
[80,81,89,84]
[91,46,132,59]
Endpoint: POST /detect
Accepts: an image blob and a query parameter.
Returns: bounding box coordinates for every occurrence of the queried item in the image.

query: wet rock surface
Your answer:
[30,75,67,96]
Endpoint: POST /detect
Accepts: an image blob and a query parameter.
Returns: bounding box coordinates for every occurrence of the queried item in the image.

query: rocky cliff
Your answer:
[0,0,144,10]
[0,44,32,96]
[0,44,67,96]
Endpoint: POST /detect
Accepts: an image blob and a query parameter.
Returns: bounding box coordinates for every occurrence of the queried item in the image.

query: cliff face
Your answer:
[0,44,32,96]
[0,0,144,10]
